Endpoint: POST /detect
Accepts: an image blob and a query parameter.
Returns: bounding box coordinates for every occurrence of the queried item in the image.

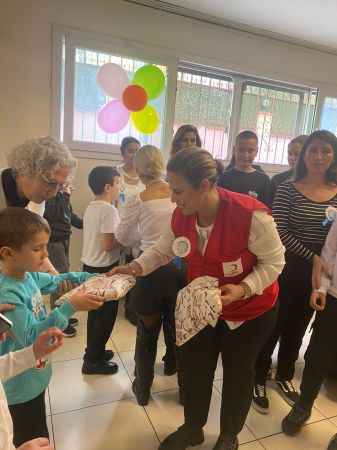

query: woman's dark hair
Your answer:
[294,130,337,183]
[171,124,202,156]
[120,137,140,155]
[167,148,222,188]
[88,166,120,195]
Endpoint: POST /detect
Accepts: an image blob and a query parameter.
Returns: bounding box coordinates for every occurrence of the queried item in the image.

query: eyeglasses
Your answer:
[39,173,67,191]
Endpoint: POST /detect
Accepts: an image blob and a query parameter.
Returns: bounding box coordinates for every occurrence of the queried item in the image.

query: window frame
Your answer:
[52,26,178,161]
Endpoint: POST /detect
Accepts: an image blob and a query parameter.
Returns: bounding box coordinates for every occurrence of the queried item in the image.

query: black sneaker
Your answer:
[69,317,79,327]
[62,324,77,338]
[276,379,300,406]
[158,425,204,450]
[282,403,311,435]
[213,434,239,450]
[328,434,337,450]
[252,383,269,414]
[82,360,118,375]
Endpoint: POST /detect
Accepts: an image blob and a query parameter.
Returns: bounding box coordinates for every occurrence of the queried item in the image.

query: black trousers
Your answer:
[298,294,337,411]
[178,306,277,436]
[255,252,315,384]
[83,262,119,363]
[9,390,48,447]
[48,240,70,309]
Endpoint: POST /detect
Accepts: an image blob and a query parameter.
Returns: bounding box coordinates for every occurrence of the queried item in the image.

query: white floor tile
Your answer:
[145,388,256,449]
[260,419,337,449]
[52,398,159,450]
[49,355,134,414]
[239,442,265,449]
[245,385,325,439]
[119,346,179,394]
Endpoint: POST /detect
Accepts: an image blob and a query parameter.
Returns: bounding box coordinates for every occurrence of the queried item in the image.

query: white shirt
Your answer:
[116,194,175,252]
[0,346,36,450]
[136,210,285,298]
[81,200,120,268]
[319,219,337,298]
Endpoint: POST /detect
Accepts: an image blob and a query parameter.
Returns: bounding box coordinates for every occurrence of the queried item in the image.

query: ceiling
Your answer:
[128,0,337,54]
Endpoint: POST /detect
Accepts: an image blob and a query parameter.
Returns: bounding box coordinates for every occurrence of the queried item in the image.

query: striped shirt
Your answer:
[273,181,337,261]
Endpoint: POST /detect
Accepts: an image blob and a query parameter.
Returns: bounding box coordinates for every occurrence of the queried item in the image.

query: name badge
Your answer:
[172,237,191,258]
[222,258,243,277]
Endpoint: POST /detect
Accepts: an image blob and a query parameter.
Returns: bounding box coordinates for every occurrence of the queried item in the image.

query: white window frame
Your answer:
[52,26,178,161]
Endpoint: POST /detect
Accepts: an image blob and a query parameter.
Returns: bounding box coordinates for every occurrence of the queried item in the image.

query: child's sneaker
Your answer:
[69,317,79,327]
[276,379,300,406]
[252,383,269,414]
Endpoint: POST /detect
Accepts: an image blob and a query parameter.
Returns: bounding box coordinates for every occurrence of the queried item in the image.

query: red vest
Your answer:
[171,188,279,322]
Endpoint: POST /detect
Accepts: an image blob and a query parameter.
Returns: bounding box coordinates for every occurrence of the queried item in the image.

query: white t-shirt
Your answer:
[81,200,120,268]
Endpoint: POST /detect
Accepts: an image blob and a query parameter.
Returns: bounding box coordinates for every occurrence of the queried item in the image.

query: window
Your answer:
[174,70,234,159]
[320,97,337,135]
[240,83,316,164]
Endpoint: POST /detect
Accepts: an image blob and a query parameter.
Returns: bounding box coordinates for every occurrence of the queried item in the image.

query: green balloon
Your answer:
[132,65,165,100]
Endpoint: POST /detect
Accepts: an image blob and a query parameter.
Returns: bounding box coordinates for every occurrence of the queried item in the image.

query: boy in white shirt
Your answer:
[81,166,121,375]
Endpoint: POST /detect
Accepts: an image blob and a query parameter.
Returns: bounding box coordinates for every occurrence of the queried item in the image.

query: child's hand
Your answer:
[220,283,245,306]
[0,303,15,313]
[18,437,53,450]
[33,328,63,360]
[310,290,326,311]
[68,286,105,311]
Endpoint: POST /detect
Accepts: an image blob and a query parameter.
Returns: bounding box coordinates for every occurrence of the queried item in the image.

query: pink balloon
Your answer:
[97,100,130,133]
[96,63,129,99]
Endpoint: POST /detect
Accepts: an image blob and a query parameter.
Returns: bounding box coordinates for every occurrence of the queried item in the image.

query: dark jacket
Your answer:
[44,192,83,242]
[270,169,293,205]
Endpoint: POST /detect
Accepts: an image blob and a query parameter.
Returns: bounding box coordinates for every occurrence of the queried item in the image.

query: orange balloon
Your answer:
[122,85,148,111]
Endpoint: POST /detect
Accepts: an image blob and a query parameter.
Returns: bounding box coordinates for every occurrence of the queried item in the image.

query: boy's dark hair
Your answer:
[0,207,50,250]
[88,166,120,195]
[120,137,140,155]
[235,130,258,145]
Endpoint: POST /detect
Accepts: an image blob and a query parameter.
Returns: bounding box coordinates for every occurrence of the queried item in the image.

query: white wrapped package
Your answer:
[175,276,223,346]
[57,274,136,304]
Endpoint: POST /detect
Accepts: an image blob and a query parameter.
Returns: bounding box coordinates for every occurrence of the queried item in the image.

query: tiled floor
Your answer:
[46,306,337,450]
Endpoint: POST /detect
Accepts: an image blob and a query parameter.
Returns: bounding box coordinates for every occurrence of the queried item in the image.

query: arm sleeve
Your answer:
[242,210,285,296]
[273,183,315,261]
[70,207,83,229]
[260,176,272,208]
[115,195,141,247]
[32,272,94,295]
[319,219,337,293]
[0,346,36,382]
[135,224,176,275]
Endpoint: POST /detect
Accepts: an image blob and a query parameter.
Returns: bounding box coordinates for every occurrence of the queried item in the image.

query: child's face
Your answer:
[234,138,258,168]
[107,176,121,203]
[11,231,50,272]
[287,143,302,168]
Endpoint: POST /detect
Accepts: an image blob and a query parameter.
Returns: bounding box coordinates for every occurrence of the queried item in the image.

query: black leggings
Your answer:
[255,252,315,384]
[9,390,48,447]
[299,294,337,410]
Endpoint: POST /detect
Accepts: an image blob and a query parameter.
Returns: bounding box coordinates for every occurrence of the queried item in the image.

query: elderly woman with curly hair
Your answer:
[0,136,77,273]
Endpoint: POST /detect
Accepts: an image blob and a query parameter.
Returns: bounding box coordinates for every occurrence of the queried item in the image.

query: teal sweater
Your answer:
[0,271,94,405]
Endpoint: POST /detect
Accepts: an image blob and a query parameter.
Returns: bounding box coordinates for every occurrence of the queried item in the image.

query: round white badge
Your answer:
[172,237,191,258]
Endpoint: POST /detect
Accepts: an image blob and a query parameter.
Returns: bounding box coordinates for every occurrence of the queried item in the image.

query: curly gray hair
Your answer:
[7,136,77,177]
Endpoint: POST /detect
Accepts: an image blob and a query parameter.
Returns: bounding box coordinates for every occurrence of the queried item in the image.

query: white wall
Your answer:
[2,0,337,267]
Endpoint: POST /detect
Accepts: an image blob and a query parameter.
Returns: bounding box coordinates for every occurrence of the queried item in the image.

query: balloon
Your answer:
[122,85,148,111]
[131,105,160,134]
[96,63,129,99]
[132,65,165,100]
[97,100,130,133]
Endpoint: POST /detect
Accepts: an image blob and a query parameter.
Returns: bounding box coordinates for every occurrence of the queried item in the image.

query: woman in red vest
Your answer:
[113,148,285,450]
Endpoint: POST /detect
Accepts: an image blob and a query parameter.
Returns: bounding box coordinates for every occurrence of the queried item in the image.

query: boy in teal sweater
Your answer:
[0,207,105,447]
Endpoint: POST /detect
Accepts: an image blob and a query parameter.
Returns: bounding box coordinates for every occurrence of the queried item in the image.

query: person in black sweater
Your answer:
[44,184,83,337]
[270,135,308,203]
[218,130,272,206]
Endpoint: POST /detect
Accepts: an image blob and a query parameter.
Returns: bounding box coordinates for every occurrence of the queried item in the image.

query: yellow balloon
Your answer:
[131,105,160,134]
